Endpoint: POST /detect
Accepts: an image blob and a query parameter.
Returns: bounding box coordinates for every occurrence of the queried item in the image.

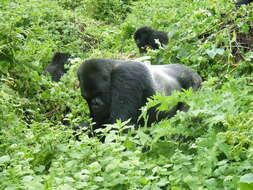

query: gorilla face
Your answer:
[77,61,112,123]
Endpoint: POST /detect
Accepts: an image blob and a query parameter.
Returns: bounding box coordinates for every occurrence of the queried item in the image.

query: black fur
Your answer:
[134,26,168,53]
[77,59,202,133]
[236,0,253,6]
[45,52,70,82]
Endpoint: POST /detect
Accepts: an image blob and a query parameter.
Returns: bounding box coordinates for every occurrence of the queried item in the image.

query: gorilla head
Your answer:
[77,59,202,133]
[77,59,112,125]
[235,0,253,6]
[134,26,169,53]
[45,52,70,82]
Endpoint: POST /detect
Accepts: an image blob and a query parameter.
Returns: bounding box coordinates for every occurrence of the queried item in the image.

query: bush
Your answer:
[1,0,253,189]
[86,0,135,23]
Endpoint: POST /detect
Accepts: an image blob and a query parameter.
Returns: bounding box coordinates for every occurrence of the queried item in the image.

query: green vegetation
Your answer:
[0,0,252,189]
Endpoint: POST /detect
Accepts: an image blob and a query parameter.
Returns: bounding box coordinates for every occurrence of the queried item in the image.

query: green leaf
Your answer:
[240,173,253,184]
[0,155,10,164]
[239,173,253,190]
[206,47,224,59]
[89,162,102,173]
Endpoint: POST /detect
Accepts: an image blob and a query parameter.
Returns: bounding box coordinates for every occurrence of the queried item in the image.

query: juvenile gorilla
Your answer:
[77,59,202,132]
[236,0,253,6]
[134,26,168,53]
[45,52,70,82]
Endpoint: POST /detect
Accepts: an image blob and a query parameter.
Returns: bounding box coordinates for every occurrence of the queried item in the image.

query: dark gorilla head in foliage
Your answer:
[45,52,71,82]
[77,58,202,134]
[134,26,169,53]
[77,59,112,125]
[235,0,253,6]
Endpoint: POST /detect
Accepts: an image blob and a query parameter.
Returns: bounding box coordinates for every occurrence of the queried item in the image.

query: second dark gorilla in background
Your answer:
[236,0,253,6]
[134,26,168,53]
[77,59,202,133]
[45,52,71,82]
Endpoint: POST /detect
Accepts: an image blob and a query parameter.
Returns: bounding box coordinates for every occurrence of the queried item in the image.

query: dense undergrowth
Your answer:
[0,0,253,189]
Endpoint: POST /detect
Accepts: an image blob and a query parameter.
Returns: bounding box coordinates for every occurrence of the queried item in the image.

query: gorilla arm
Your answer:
[106,62,155,125]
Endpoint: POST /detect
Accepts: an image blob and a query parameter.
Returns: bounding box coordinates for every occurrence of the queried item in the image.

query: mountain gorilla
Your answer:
[236,0,253,6]
[45,52,71,82]
[77,59,202,133]
[134,26,168,53]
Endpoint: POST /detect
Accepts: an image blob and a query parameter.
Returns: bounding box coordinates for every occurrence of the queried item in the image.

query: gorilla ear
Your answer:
[77,72,80,81]
[77,68,81,79]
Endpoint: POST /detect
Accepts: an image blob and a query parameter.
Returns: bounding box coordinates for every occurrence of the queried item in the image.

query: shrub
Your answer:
[86,0,135,23]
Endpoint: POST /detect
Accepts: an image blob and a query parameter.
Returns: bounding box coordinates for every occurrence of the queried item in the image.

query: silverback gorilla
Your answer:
[45,52,70,82]
[77,59,202,132]
[236,0,253,6]
[134,26,168,53]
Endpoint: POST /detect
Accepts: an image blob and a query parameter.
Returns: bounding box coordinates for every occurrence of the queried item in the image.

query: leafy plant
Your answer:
[85,0,136,23]
[1,0,253,189]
